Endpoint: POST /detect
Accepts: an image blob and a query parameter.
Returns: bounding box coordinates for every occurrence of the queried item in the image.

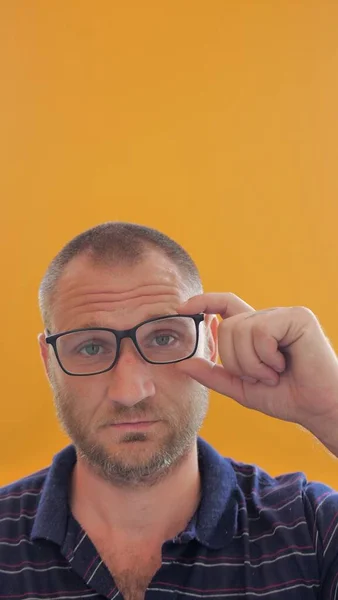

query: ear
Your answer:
[203,314,219,362]
[38,332,51,379]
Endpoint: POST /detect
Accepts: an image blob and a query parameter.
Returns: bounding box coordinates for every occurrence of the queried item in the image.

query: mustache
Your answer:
[98,401,166,426]
[52,383,174,426]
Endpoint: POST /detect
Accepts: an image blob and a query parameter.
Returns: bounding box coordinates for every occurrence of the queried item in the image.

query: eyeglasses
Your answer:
[45,313,205,376]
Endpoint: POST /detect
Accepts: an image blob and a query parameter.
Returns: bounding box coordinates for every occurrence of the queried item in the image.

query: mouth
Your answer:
[109,420,159,431]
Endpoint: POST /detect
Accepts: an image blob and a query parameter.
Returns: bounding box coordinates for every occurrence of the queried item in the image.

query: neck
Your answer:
[70,441,201,544]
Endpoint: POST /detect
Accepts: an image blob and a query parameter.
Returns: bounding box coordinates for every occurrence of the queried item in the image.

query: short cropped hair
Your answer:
[38,221,203,329]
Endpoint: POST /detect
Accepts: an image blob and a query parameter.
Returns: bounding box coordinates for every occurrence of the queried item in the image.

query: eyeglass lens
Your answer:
[55,316,198,375]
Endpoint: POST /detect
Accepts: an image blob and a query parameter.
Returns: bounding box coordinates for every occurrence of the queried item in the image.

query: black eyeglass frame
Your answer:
[45,313,205,376]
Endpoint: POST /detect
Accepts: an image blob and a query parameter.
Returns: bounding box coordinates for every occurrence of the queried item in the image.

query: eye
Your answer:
[79,343,104,356]
[153,334,175,346]
[146,331,179,347]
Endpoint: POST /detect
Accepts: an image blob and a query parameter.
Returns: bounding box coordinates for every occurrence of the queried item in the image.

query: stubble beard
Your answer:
[48,367,209,487]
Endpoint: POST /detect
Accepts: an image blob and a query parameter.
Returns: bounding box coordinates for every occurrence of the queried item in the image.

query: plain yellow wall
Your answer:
[1,1,338,487]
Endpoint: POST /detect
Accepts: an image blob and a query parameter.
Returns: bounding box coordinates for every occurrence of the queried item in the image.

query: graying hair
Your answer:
[38,221,203,329]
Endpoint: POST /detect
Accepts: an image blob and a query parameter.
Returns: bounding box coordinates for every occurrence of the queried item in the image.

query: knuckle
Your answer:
[227,292,239,301]
[292,306,318,322]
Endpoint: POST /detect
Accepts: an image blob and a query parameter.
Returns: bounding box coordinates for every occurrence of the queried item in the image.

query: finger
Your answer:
[175,357,245,402]
[177,293,255,319]
[252,327,286,373]
[216,320,245,378]
[232,321,280,383]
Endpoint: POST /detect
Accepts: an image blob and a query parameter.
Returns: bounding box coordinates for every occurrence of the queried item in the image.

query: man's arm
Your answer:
[176,292,338,455]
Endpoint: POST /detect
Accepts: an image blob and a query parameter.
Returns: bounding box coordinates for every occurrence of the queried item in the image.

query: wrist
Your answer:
[305,410,338,458]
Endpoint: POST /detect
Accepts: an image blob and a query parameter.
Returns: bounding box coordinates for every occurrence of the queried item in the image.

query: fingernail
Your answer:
[240,376,258,383]
[262,379,277,386]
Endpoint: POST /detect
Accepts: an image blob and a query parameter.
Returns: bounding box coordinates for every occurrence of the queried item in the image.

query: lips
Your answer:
[113,420,154,425]
[109,420,159,430]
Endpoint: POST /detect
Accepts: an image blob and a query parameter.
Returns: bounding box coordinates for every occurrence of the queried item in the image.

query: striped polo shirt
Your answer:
[1,436,338,599]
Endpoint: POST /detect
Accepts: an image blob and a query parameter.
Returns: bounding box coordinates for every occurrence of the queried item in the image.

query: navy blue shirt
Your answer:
[1,437,338,598]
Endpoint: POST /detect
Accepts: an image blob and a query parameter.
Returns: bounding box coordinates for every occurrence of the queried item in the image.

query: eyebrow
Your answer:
[66,312,180,331]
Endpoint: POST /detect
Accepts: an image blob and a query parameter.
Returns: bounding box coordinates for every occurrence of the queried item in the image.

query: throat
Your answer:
[70,442,202,540]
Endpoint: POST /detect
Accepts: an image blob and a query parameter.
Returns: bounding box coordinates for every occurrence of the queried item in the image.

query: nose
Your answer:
[106,338,156,408]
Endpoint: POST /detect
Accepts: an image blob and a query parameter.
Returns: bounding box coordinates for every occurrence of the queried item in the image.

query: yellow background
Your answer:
[1,1,338,486]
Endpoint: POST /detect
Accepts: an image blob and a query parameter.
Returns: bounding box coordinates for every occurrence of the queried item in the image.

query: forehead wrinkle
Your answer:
[58,298,181,331]
[57,281,181,304]
[65,293,179,314]
[56,289,182,314]
[53,281,184,330]
[71,301,180,328]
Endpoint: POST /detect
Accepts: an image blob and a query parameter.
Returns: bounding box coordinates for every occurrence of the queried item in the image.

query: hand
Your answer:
[176,293,338,443]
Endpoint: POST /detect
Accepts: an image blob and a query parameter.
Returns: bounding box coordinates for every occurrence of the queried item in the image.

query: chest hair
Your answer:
[98,541,163,600]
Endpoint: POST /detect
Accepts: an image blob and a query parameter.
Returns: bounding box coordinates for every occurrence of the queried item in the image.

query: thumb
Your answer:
[175,357,243,400]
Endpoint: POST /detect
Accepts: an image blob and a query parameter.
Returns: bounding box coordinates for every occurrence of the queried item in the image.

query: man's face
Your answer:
[39,252,217,486]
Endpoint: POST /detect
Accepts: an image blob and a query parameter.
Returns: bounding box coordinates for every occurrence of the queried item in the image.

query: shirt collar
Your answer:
[31,437,237,549]
[31,444,76,545]
[184,437,237,548]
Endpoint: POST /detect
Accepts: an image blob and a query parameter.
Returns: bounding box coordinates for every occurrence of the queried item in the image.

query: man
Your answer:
[1,221,338,600]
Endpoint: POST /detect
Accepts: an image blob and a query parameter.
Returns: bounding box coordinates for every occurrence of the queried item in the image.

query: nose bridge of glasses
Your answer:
[116,327,143,359]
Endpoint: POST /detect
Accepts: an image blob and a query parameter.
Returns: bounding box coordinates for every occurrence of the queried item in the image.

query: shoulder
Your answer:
[0,466,50,537]
[0,465,50,501]
[229,457,338,553]
[229,457,337,509]
[229,456,338,514]
[230,457,308,500]
[0,445,75,507]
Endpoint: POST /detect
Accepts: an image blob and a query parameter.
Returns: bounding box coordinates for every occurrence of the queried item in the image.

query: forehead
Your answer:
[51,252,190,331]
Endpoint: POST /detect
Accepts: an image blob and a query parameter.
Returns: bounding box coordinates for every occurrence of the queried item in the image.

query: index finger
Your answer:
[177,292,255,319]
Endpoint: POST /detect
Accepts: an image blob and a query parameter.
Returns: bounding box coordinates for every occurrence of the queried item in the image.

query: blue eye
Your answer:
[153,334,174,346]
[80,343,103,356]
